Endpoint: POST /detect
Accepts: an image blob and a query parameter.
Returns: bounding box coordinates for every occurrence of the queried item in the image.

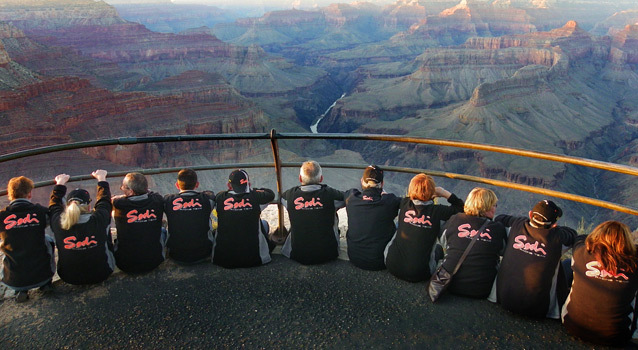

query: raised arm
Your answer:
[92,169,112,224]
[49,173,71,231]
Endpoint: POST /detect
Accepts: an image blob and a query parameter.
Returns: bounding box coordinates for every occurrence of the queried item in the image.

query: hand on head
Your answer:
[55,174,70,186]
[433,186,451,199]
[92,169,107,182]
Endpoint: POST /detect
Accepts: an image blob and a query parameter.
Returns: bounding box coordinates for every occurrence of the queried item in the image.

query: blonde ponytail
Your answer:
[60,201,87,230]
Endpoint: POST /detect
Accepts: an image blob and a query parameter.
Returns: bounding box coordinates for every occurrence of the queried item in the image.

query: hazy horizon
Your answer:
[104,0,399,10]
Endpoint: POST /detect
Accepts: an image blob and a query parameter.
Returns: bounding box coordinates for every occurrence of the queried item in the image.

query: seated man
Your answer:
[163,169,215,264]
[0,176,55,302]
[489,200,577,319]
[280,160,345,265]
[344,165,400,270]
[112,172,165,273]
[213,169,275,268]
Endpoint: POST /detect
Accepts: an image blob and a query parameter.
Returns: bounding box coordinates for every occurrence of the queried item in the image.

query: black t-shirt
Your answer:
[441,213,507,298]
[164,190,215,263]
[112,192,165,273]
[49,182,114,285]
[281,184,344,265]
[0,199,54,288]
[562,236,638,346]
[494,215,576,318]
[344,187,401,271]
[214,188,274,268]
[385,195,464,282]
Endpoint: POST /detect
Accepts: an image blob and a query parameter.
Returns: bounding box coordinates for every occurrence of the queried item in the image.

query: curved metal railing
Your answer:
[1,130,636,235]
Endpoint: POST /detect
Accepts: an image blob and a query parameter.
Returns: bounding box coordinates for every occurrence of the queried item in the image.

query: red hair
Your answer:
[586,221,637,274]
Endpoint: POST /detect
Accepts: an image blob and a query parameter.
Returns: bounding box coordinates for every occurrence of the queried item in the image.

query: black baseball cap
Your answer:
[229,169,250,193]
[531,200,562,226]
[67,188,91,204]
[362,165,384,183]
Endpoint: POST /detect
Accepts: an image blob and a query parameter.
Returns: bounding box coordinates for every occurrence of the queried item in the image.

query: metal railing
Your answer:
[1,130,637,236]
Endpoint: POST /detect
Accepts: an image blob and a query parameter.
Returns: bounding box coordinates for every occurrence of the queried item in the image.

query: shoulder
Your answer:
[323,185,344,198]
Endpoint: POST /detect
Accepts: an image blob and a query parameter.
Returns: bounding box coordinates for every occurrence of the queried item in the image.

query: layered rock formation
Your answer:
[319,20,638,225]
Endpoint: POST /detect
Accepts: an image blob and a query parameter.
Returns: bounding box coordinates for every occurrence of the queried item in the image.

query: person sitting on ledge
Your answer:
[49,169,115,285]
[163,169,215,265]
[214,169,275,268]
[112,172,165,274]
[488,199,576,319]
[384,173,464,282]
[344,165,401,271]
[439,187,507,298]
[0,176,55,302]
[280,160,345,265]
[561,220,638,347]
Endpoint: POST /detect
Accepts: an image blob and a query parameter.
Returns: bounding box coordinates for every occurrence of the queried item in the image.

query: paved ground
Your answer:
[1,254,631,349]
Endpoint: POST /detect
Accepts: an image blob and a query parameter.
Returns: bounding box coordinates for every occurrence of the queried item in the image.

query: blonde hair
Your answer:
[407,174,435,201]
[586,221,637,274]
[464,187,498,217]
[60,201,89,230]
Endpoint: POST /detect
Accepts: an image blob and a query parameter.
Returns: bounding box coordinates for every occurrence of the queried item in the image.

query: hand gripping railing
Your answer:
[1,130,636,236]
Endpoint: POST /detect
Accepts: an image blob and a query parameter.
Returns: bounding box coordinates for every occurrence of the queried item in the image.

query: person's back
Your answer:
[112,172,165,273]
[562,221,638,347]
[385,174,464,281]
[214,169,275,268]
[345,165,401,271]
[490,200,576,319]
[163,169,215,264]
[0,176,55,301]
[281,161,344,265]
[49,170,115,285]
[440,188,506,298]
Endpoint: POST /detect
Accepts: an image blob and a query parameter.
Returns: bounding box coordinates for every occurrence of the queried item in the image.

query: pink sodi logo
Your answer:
[585,261,629,281]
[457,223,492,239]
[512,235,546,256]
[294,197,323,210]
[362,195,373,201]
[126,209,158,223]
[458,224,492,240]
[64,236,98,250]
[172,198,202,211]
[3,213,40,230]
[403,210,432,227]
[223,197,252,210]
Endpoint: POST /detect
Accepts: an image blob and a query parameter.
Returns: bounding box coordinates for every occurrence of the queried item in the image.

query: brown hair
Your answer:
[407,174,435,201]
[177,168,197,190]
[464,187,498,217]
[7,176,34,201]
[586,221,637,274]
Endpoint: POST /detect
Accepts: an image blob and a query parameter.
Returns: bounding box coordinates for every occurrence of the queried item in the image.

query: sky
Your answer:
[104,0,399,9]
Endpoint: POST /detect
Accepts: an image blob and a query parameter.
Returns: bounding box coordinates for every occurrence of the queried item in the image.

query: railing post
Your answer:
[269,129,288,244]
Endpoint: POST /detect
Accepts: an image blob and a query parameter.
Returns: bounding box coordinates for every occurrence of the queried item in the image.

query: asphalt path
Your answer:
[0,255,633,349]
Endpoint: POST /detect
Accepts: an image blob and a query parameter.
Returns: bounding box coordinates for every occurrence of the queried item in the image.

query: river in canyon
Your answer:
[310,93,346,133]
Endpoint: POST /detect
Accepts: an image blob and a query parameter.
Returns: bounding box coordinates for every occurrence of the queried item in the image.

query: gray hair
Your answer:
[300,160,322,185]
[124,172,148,195]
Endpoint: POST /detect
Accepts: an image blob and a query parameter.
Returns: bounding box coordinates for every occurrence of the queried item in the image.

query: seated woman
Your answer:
[49,169,115,285]
[384,174,464,282]
[439,187,507,298]
[562,221,638,347]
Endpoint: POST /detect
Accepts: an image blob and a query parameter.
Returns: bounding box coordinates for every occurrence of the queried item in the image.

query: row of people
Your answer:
[1,161,636,346]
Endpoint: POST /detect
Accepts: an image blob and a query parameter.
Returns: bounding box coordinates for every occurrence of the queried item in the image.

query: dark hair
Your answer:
[177,168,197,190]
[7,176,33,200]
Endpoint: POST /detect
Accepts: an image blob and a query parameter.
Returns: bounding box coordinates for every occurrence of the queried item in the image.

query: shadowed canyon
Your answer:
[0,0,636,227]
